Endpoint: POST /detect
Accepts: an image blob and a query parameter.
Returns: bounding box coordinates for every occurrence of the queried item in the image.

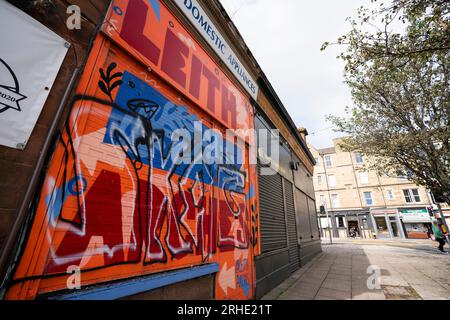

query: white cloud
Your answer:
[220,0,367,149]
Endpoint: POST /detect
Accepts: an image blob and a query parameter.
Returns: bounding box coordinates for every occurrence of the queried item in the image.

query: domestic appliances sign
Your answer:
[174,0,259,100]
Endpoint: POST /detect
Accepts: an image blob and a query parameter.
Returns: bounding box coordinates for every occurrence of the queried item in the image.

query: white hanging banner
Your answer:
[0,0,69,149]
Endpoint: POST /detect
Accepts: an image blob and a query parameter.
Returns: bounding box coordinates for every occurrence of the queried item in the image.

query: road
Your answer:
[262,239,450,300]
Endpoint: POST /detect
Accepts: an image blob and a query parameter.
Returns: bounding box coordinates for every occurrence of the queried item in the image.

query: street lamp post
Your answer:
[436,202,450,244]
[430,192,450,243]
[319,151,334,243]
[326,206,333,245]
[321,205,333,245]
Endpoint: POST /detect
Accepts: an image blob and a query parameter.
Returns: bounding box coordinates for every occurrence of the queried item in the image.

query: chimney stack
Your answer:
[298,127,308,142]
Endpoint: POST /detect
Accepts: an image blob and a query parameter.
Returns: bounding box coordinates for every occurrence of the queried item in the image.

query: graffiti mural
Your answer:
[5,0,259,300]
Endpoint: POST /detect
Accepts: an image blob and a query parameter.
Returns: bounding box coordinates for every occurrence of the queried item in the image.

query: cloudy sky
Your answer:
[220,0,367,149]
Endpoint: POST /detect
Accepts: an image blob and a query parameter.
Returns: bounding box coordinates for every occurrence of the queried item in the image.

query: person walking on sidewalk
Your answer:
[432,220,447,253]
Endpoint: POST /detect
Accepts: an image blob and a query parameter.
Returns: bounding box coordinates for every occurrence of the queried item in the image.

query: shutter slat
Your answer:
[257,162,287,253]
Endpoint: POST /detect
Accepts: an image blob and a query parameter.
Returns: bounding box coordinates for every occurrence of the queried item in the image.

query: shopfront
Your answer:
[346,213,373,238]
[317,211,373,239]
[4,0,259,300]
[370,209,406,239]
[253,112,320,298]
[400,209,433,239]
[0,0,319,301]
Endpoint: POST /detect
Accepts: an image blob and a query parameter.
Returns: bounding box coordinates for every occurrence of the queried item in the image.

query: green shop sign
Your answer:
[400,209,430,223]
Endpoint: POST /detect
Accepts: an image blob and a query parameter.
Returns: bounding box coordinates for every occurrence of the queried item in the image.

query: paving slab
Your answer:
[352,291,386,300]
[327,273,352,281]
[316,287,351,300]
[262,241,450,300]
[322,278,351,292]
[329,268,352,276]
[284,287,318,299]
[315,295,338,300]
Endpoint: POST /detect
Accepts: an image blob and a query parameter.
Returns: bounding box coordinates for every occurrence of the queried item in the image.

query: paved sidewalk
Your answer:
[262,241,450,300]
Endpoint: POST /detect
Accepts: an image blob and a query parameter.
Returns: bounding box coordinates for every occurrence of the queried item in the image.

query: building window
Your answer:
[411,189,421,202]
[364,192,374,205]
[403,189,421,203]
[380,171,390,177]
[331,194,339,208]
[355,152,364,164]
[328,175,336,187]
[387,190,395,200]
[397,171,409,180]
[337,216,345,228]
[319,195,326,206]
[359,172,369,184]
[317,175,323,185]
[362,218,369,229]
[324,155,333,168]
[397,170,414,180]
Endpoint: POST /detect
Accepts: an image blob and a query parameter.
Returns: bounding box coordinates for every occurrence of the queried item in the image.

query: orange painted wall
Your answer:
[5,0,259,300]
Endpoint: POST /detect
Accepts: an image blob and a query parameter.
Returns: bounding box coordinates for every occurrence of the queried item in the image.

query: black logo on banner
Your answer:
[0,58,27,113]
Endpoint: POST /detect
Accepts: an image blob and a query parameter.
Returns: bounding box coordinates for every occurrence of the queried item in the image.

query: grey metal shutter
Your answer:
[284,179,299,272]
[295,189,312,242]
[307,197,320,240]
[257,162,287,253]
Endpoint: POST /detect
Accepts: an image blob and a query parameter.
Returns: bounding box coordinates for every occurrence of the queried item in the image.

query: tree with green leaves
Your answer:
[322,0,450,204]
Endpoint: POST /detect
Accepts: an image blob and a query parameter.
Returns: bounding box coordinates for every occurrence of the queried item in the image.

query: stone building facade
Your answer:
[309,138,449,240]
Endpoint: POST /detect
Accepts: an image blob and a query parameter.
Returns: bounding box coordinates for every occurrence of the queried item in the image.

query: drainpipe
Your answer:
[319,153,332,210]
[320,152,337,238]
[349,152,364,210]
[0,67,81,297]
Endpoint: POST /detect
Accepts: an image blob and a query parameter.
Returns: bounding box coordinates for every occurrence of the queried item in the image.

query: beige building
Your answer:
[309,138,449,240]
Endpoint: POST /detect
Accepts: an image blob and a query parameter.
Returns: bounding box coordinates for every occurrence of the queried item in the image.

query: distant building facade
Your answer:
[309,138,449,240]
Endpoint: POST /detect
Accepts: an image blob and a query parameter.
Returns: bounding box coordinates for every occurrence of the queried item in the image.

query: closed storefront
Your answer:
[308,198,320,242]
[284,179,300,273]
[254,113,320,298]
[258,163,287,254]
[296,189,312,242]
[254,114,290,298]
[293,154,321,264]
[255,161,291,297]
[0,0,319,300]
[3,0,258,300]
